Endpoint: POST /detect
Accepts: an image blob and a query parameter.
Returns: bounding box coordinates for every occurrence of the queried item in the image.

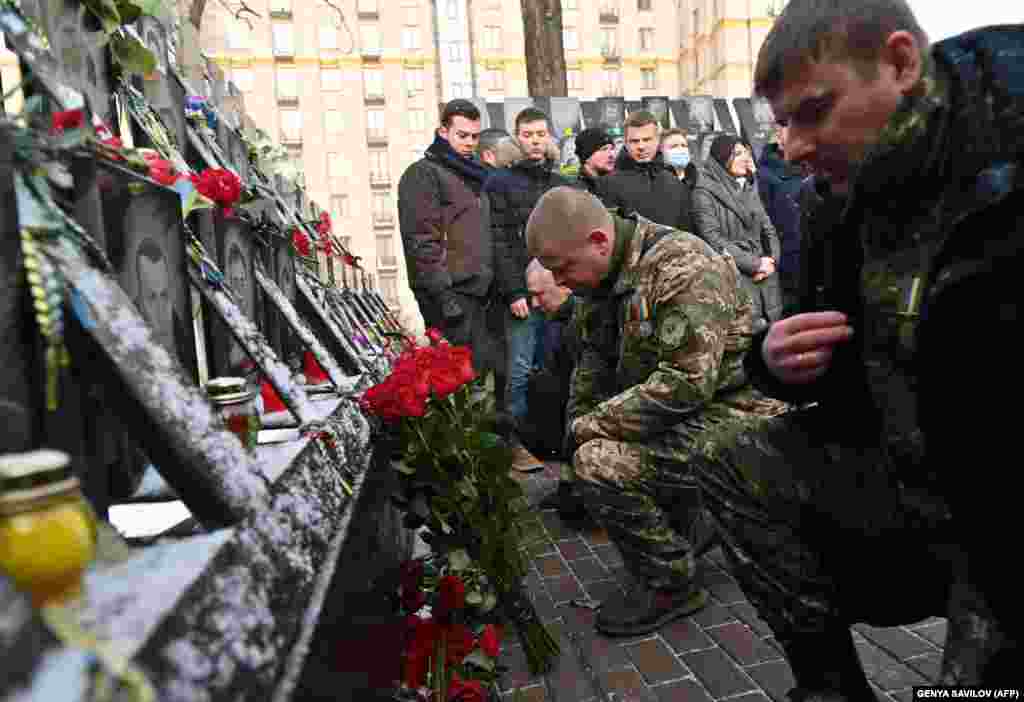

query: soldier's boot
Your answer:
[596,581,708,636]
[510,444,545,473]
[538,480,590,525]
[779,629,874,702]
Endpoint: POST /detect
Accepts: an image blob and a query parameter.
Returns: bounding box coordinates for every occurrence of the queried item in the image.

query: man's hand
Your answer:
[752,257,776,283]
[510,298,529,319]
[762,311,854,384]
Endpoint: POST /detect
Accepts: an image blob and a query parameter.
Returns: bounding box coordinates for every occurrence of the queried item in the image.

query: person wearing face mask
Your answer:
[691,134,782,333]
[658,128,698,189]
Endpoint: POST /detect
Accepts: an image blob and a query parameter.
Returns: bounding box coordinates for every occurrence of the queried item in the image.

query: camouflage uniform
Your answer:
[567,213,787,593]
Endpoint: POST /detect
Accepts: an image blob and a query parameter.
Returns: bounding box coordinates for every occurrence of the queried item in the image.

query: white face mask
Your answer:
[665,148,690,170]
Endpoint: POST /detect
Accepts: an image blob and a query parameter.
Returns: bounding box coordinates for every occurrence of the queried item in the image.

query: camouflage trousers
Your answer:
[571,407,766,592]
[690,406,1006,684]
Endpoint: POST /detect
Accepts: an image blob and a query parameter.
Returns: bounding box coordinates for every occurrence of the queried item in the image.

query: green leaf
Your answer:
[463,649,495,673]
[110,33,157,76]
[465,590,483,606]
[393,461,416,475]
[482,592,497,612]
[114,0,141,24]
[448,548,471,571]
[81,0,122,34]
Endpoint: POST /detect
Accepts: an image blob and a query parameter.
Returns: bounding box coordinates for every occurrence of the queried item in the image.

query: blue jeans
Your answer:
[505,308,545,421]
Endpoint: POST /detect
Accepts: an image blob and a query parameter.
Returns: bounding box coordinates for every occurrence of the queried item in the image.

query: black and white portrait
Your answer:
[642,97,670,129]
[596,97,625,130]
[99,167,194,378]
[219,219,256,371]
[685,97,716,134]
[752,98,775,127]
[503,97,536,137]
[579,101,600,129]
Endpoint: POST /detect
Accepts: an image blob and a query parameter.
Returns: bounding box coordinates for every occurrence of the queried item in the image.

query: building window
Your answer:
[567,68,582,90]
[637,0,651,10]
[363,68,384,99]
[602,68,621,96]
[270,0,291,14]
[360,25,381,55]
[276,66,298,101]
[404,67,424,93]
[448,43,461,61]
[601,28,617,55]
[280,109,303,142]
[446,0,458,18]
[321,68,342,91]
[272,24,294,56]
[641,67,657,90]
[639,27,654,51]
[408,109,426,133]
[482,26,501,51]
[401,26,420,50]
[226,22,250,50]
[380,273,398,303]
[331,193,349,218]
[367,108,387,140]
[319,25,338,51]
[562,0,577,8]
[327,153,345,178]
[372,192,393,224]
[376,235,396,266]
[563,27,578,51]
[324,109,346,135]
[231,69,254,92]
[369,149,390,182]
[486,68,504,92]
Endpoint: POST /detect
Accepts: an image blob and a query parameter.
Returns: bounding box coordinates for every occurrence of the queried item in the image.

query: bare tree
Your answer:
[519,0,567,96]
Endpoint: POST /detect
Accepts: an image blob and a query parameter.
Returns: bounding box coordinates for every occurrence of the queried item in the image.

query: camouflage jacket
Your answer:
[568,214,785,445]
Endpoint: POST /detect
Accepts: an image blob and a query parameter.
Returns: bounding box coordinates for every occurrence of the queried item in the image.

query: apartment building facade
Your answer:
[199,0,777,332]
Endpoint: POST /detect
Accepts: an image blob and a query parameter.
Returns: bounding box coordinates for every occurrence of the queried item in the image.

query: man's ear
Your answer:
[882,30,924,93]
[588,229,611,255]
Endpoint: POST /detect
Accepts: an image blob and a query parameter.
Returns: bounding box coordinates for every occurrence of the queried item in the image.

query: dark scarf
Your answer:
[425,132,491,189]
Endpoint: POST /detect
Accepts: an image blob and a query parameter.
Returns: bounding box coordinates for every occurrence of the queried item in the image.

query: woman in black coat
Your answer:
[691,135,782,332]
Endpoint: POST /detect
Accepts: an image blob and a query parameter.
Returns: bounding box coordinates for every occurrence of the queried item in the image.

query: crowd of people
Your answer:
[398,0,1022,693]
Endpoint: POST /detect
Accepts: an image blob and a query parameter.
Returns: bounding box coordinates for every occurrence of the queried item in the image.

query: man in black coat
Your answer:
[572,127,616,196]
[483,106,572,473]
[599,111,692,230]
[691,0,1023,693]
[397,99,504,397]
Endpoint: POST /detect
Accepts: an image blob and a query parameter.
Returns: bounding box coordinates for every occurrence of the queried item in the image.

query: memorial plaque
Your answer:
[485,102,505,134]
[214,215,259,376]
[502,97,536,136]
[733,97,776,159]
[579,101,600,129]
[713,98,738,135]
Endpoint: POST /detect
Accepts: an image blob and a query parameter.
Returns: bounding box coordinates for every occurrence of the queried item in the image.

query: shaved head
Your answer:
[526,187,613,258]
[526,187,616,291]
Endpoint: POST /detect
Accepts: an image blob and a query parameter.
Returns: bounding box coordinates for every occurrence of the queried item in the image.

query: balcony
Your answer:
[373,212,395,227]
[370,173,391,187]
[378,255,397,268]
[361,46,382,62]
[599,5,619,23]
[366,128,388,145]
[277,94,299,107]
[280,132,302,145]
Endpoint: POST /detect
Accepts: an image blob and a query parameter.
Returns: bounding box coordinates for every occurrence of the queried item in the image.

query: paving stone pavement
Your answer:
[500,463,948,702]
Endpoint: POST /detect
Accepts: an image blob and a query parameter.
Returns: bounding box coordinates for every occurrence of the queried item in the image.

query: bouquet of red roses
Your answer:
[361,332,559,675]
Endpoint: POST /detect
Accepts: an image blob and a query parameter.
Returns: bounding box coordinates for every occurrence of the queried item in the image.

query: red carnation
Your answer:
[449,346,477,385]
[478,624,501,659]
[292,228,311,257]
[51,109,84,133]
[435,575,465,621]
[146,156,180,186]
[191,168,242,216]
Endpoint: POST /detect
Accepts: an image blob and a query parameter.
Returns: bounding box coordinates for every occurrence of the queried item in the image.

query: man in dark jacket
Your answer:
[483,106,572,473]
[692,1,1022,693]
[397,99,503,396]
[572,127,615,196]
[599,111,691,230]
[756,126,806,316]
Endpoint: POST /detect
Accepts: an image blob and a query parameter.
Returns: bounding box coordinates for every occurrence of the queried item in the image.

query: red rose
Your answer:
[395,383,427,418]
[192,168,242,214]
[292,228,311,257]
[449,346,477,385]
[149,159,180,186]
[447,675,485,702]
[426,328,444,346]
[478,624,501,658]
[51,109,84,133]
[443,623,475,665]
[435,575,465,621]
